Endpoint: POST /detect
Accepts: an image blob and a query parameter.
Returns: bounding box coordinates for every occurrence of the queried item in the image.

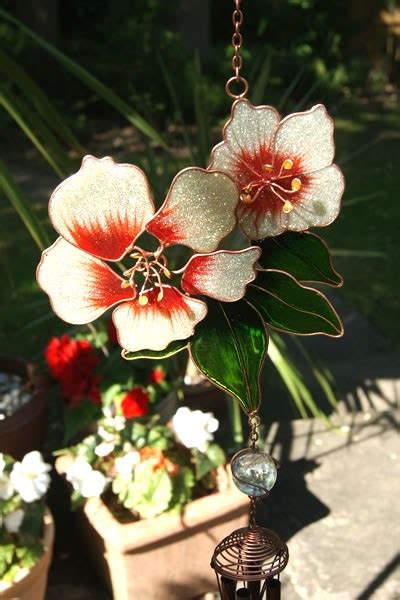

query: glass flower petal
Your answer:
[49,155,154,261]
[273,105,335,174]
[112,286,208,352]
[181,247,261,301]
[282,164,345,230]
[146,168,238,253]
[37,238,135,324]
[209,99,280,172]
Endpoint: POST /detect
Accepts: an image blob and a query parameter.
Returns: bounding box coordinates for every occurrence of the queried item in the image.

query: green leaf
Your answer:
[246,270,343,337]
[190,300,268,413]
[121,339,189,361]
[255,231,343,287]
[194,445,225,481]
[63,399,101,443]
[205,443,226,469]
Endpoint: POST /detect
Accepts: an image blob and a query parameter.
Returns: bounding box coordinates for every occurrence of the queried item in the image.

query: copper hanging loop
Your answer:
[225,0,249,99]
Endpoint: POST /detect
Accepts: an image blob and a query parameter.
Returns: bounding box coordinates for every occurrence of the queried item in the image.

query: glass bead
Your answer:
[231,448,277,497]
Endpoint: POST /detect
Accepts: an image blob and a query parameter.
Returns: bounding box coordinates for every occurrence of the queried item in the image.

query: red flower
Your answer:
[121,387,150,418]
[149,367,165,385]
[45,335,101,406]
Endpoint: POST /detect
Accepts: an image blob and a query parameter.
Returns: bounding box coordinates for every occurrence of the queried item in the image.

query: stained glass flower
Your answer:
[37,156,260,352]
[209,99,345,240]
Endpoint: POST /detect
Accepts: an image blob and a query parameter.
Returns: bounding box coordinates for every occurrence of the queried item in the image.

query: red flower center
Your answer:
[234,145,309,219]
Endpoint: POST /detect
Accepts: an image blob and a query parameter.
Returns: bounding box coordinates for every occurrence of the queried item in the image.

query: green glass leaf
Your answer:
[121,339,188,361]
[255,231,343,287]
[246,270,343,337]
[189,300,268,413]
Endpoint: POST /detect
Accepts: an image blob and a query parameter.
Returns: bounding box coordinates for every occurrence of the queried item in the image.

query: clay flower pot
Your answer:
[56,457,248,600]
[0,508,54,600]
[0,356,47,459]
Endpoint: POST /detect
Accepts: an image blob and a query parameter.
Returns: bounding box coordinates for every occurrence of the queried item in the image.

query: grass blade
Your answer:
[0,48,82,153]
[0,8,168,149]
[0,86,70,177]
[0,159,50,250]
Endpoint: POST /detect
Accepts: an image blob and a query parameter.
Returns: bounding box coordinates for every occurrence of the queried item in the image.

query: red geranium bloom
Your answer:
[209,99,344,240]
[149,367,165,385]
[37,157,261,353]
[121,387,150,418]
[45,335,101,406]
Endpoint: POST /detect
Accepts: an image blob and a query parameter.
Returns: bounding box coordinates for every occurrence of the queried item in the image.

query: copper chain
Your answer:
[226,0,249,99]
[248,411,261,449]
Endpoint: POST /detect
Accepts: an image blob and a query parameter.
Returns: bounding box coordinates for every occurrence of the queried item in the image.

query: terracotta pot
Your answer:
[0,356,47,459]
[56,457,249,600]
[0,508,54,600]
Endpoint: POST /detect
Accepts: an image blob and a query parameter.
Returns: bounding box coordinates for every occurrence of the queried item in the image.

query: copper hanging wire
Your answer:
[226,0,249,99]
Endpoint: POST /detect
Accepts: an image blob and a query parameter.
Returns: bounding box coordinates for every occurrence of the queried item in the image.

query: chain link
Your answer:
[225,0,248,99]
[248,411,261,449]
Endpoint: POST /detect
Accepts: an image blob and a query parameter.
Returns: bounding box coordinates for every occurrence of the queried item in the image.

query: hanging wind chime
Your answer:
[36,0,344,597]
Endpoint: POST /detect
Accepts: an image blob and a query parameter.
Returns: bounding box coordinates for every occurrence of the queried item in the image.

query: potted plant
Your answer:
[55,402,248,600]
[0,356,47,460]
[0,451,54,599]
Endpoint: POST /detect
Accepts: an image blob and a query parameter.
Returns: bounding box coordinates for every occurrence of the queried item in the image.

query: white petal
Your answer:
[146,168,239,253]
[112,286,207,352]
[181,247,261,301]
[37,238,134,325]
[210,99,280,171]
[285,165,345,231]
[49,155,154,261]
[273,105,335,173]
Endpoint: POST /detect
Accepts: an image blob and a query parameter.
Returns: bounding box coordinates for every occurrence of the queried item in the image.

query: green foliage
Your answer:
[256,231,343,287]
[246,270,343,337]
[190,300,268,413]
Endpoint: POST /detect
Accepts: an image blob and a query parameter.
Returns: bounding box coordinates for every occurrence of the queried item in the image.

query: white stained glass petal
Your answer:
[210,99,280,169]
[181,247,261,302]
[285,164,345,230]
[273,105,335,173]
[49,155,154,261]
[37,238,135,324]
[238,204,287,240]
[146,168,238,253]
[112,287,207,352]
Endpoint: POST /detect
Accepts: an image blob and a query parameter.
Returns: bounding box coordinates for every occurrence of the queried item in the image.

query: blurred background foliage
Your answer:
[0,0,399,419]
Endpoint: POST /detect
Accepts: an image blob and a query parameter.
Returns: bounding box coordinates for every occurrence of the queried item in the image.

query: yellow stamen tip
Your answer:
[283,159,294,170]
[262,163,273,172]
[291,177,302,192]
[283,201,293,214]
[121,281,130,289]
[157,290,163,302]
[139,294,148,306]
[240,192,254,204]
[164,268,171,279]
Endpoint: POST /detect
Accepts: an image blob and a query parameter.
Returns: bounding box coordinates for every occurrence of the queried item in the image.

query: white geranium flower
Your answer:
[0,454,14,501]
[80,470,106,498]
[95,442,115,457]
[65,456,92,489]
[115,451,140,479]
[66,457,106,498]
[171,407,219,453]
[10,451,51,503]
[4,508,24,533]
[104,415,126,432]
[97,425,114,442]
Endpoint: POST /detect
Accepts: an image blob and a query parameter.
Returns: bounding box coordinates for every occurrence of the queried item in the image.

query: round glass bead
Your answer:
[231,448,277,497]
